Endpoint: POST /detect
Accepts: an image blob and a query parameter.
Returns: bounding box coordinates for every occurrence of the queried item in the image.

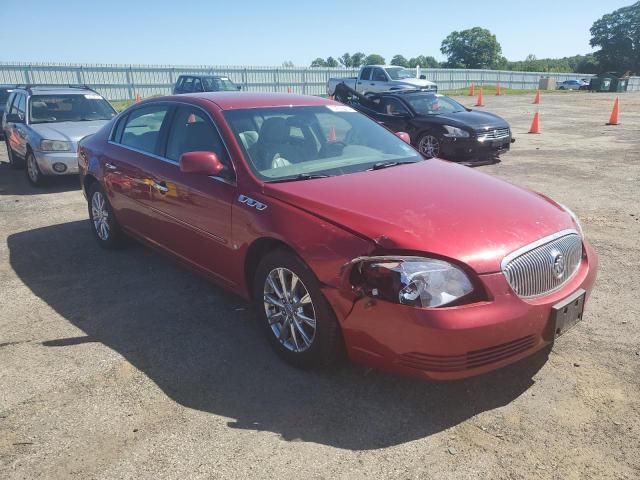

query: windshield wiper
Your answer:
[273,173,332,183]
[368,161,416,171]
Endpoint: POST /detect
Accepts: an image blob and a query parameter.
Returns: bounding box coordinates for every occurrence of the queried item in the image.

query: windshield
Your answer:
[203,77,238,92]
[386,68,414,80]
[405,94,467,115]
[224,105,422,181]
[29,94,117,124]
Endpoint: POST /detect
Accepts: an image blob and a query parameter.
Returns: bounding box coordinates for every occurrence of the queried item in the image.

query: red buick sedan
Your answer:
[78,92,598,380]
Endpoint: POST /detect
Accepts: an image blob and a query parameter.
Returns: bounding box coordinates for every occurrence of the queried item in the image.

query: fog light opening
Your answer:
[53,162,67,173]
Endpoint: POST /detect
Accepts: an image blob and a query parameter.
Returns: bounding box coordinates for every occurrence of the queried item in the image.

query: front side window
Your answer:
[165,106,231,178]
[405,94,467,115]
[120,105,169,154]
[381,98,410,116]
[192,78,203,92]
[29,94,116,124]
[224,105,421,182]
[182,77,194,93]
[372,69,387,82]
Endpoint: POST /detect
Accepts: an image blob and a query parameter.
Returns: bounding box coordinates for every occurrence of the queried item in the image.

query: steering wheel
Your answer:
[319,141,347,158]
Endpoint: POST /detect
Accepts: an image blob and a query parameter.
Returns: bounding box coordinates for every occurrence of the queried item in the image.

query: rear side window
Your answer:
[4,92,16,112]
[165,106,233,179]
[13,94,26,120]
[176,77,185,90]
[182,77,194,93]
[120,105,169,154]
[193,78,203,92]
[360,67,372,81]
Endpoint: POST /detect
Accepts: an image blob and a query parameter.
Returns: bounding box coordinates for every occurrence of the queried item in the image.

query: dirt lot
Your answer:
[1,92,639,480]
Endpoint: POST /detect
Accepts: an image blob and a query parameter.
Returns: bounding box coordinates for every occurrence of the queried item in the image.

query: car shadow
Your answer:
[0,161,81,195]
[8,220,549,450]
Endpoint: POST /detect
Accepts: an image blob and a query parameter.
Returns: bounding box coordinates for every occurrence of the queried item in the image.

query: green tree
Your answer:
[440,27,502,69]
[390,54,409,67]
[326,56,339,67]
[590,1,640,73]
[364,53,385,65]
[351,52,366,67]
[310,57,327,67]
[408,55,440,68]
[338,53,352,67]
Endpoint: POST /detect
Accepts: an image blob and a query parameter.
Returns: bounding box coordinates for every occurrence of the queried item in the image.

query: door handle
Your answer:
[153,181,169,194]
[105,162,118,170]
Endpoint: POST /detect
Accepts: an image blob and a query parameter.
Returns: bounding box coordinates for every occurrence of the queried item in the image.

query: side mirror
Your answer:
[236,85,242,90]
[6,113,23,124]
[179,151,225,175]
[419,75,427,80]
[395,132,411,144]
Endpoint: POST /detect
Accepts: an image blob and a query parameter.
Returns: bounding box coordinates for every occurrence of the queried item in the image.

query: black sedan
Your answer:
[334,84,515,164]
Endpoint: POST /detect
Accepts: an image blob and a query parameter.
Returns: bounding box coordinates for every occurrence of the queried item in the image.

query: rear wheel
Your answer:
[25,151,46,187]
[254,249,343,369]
[417,133,442,159]
[87,183,125,249]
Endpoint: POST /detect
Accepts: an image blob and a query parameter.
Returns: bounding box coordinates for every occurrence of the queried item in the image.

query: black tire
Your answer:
[87,182,125,249]
[5,140,24,170]
[25,150,47,187]
[253,249,344,369]
[416,132,442,159]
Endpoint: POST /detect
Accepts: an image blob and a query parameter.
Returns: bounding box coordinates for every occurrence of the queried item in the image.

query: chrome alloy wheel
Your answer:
[418,135,441,158]
[27,154,40,183]
[91,191,110,241]
[263,267,317,353]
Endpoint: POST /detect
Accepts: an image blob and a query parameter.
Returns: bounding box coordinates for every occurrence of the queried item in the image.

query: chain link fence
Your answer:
[1,62,638,100]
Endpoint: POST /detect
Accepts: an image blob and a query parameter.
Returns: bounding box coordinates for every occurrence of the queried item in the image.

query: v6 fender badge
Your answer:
[238,194,267,211]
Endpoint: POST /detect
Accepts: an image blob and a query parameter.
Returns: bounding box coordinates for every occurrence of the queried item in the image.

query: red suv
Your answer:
[78,93,598,380]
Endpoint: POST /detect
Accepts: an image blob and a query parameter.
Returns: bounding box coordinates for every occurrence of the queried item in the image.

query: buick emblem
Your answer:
[551,251,565,278]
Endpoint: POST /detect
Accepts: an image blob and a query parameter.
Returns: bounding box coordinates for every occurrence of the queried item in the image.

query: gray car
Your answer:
[2,85,117,186]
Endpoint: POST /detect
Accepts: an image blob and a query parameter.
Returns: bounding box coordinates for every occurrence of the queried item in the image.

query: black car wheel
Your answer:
[417,133,442,159]
[87,183,125,249]
[254,249,344,369]
[5,140,23,169]
[25,151,46,187]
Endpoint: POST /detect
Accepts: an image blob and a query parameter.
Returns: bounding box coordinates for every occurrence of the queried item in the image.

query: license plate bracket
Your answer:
[551,289,586,338]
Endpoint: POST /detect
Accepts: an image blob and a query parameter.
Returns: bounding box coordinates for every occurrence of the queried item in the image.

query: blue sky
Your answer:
[0,0,632,66]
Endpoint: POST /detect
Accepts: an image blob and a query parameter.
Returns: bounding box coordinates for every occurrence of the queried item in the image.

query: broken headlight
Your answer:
[350,256,474,308]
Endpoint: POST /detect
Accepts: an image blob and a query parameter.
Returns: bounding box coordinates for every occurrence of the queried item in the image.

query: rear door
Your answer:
[145,103,237,285]
[102,103,171,239]
[6,93,28,158]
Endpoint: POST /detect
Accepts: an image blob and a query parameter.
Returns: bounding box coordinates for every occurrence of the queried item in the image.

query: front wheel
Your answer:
[87,183,125,249]
[25,151,46,186]
[254,250,343,369]
[417,133,442,159]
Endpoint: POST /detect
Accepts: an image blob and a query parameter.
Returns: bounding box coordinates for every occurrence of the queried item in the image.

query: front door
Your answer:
[145,104,237,285]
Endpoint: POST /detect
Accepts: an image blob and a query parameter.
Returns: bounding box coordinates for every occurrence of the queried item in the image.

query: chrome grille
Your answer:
[502,231,583,298]
[477,127,511,140]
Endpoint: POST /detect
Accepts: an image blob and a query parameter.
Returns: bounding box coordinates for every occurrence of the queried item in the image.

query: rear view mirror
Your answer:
[395,132,411,144]
[179,151,225,175]
[6,113,23,124]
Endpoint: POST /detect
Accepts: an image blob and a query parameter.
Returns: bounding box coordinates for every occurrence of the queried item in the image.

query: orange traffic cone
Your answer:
[135,94,141,103]
[533,89,541,104]
[528,111,541,134]
[328,127,337,143]
[469,83,475,96]
[496,82,501,96]
[607,96,620,125]
[475,87,485,107]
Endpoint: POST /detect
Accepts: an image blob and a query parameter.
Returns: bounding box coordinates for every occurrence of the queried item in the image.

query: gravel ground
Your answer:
[1,91,639,479]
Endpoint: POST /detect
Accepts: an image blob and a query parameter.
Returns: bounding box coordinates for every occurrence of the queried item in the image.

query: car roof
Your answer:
[14,86,101,96]
[159,92,333,110]
[178,74,226,79]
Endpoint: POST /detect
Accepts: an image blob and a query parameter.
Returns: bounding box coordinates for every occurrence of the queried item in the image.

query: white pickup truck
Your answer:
[327,65,437,96]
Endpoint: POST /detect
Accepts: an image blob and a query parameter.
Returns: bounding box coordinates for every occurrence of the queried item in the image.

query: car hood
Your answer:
[420,110,509,131]
[396,78,437,88]
[262,160,574,273]
[30,120,110,146]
